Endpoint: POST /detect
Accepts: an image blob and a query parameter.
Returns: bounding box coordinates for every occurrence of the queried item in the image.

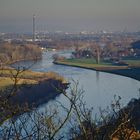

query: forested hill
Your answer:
[0,42,42,65]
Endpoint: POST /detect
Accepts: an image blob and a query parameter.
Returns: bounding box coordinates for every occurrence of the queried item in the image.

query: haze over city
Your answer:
[0,0,140,33]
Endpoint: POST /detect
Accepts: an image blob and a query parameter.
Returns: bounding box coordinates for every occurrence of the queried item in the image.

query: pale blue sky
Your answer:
[0,0,140,32]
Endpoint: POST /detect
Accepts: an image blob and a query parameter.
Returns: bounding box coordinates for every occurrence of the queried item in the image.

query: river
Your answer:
[1,50,140,139]
[12,51,140,112]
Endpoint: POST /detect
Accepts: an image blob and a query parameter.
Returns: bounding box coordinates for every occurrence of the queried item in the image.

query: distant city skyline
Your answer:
[0,0,140,33]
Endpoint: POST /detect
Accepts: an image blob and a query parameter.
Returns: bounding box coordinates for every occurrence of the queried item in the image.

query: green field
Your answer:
[54,58,128,70]
[64,58,112,65]
[58,58,113,66]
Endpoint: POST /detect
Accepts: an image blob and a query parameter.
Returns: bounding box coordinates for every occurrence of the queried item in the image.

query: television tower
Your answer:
[33,14,36,42]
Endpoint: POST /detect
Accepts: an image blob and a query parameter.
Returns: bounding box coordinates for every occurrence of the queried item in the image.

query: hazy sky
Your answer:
[0,0,140,33]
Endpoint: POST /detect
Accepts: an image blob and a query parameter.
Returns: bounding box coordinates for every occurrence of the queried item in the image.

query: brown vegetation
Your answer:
[0,42,42,65]
[0,68,139,140]
[0,78,140,140]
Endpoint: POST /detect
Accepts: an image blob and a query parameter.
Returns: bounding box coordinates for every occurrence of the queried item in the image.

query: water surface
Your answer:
[12,51,140,112]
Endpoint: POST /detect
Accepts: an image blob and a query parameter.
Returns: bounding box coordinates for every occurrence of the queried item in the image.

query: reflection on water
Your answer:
[96,71,100,83]
[11,51,140,112]
[1,51,140,139]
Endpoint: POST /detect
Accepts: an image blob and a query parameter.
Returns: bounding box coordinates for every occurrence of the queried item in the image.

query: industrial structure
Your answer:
[33,14,36,42]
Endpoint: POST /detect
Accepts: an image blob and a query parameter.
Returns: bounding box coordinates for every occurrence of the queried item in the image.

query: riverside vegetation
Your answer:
[0,43,140,139]
[0,42,42,65]
[0,42,67,125]
[0,77,140,140]
[0,65,140,139]
[0,67,67,125]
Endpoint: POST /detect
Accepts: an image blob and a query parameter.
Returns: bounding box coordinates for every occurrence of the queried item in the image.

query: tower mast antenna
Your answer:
[33,14,36,42]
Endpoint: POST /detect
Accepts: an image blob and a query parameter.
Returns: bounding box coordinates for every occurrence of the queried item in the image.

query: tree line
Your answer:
[0,42,42,65]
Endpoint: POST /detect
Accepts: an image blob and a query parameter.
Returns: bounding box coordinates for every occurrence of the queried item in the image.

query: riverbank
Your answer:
[103,68,140,81]
[0,68,68,124]
[0,68,67,88]
[54,60,140,81]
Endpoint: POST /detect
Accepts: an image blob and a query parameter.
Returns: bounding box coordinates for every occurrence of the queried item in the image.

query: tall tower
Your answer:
[33,14,36,42]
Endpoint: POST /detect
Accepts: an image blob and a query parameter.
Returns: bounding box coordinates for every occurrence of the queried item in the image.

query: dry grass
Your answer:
[0,69,66,89]
[0,77,37,90]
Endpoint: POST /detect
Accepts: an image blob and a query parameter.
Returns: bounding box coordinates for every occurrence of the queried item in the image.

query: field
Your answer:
[54,58,128,70]
[63,58,112,65]
[0,69,66,89]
